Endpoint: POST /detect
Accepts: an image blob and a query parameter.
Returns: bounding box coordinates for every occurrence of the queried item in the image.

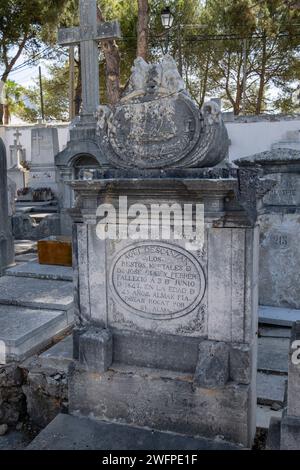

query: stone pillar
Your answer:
[0,139,15,275]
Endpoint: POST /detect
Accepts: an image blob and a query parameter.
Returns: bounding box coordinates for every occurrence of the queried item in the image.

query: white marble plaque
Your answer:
[110,242,206,320]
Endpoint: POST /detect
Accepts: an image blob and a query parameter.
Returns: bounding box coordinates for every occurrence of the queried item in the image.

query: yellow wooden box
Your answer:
[37,236,72,267]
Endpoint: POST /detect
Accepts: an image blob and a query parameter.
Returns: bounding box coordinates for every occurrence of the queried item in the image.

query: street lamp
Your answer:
[161,7,174,29]
[161,7,174,54]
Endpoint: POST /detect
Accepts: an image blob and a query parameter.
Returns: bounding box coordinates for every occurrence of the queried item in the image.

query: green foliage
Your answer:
[2,0,300,121]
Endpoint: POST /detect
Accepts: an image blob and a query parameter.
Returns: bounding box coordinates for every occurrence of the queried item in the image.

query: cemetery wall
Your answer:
[1,116,300,165]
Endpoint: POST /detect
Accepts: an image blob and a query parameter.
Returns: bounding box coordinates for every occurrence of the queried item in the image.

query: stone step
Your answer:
[27,414,241,450]
[257,372,286,406]
[39,334,73,372]
[258,336,289,374]
[258,326,291,339]
[256,405,283,431]
[0,305,73,363]
[0,276,73,312]
[259,305,300,327]
[6,261,73,282]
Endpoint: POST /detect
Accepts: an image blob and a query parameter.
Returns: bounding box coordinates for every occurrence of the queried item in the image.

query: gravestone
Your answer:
[8,129,28,191]
[65,57,271,448]
[0,138,15,275]
[235,149,300,310]
[29,127,60,195]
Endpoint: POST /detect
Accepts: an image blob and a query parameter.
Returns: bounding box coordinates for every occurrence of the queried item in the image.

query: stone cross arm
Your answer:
[58,20,122,46]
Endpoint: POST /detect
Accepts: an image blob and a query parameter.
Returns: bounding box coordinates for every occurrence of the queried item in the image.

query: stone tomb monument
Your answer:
[0,138,15,275]
[8,129,29,191]
[29,127,60,195]
[235,149,300,310]
[66,57,270,448]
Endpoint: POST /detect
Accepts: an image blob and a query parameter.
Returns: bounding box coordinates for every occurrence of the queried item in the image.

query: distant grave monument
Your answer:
[65,56,272,448]
[29,127,60,195]
[0,138,15,275]
[235,149,300,310]
[8,129,29,191]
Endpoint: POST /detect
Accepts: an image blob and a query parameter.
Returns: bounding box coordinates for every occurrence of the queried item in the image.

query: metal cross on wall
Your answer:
[58,0,121,117]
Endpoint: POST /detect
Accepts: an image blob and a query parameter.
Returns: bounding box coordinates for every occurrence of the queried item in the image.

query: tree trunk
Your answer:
[137,0,149,61]
[74,47,82,115]
[256,35,267,115]
[3,104,10,125]
[97,8,121,105]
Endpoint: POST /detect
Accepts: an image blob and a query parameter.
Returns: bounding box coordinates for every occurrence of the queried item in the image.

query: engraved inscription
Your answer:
[110,243,206,320]
[269,233,289,249]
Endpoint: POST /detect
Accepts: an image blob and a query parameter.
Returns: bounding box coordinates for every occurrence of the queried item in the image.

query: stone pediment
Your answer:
[97,56,229,169]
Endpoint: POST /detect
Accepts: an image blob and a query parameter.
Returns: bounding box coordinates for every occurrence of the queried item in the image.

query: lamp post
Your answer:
[161,6,174,54]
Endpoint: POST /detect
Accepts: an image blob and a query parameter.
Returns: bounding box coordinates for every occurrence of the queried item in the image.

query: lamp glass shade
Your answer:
[161,7,174,29]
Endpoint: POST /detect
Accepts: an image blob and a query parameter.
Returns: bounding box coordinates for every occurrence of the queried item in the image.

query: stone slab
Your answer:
[266,417,281,449]
[69,362,255,447]
[0,431,30,450]
[15,254,38,263]
[256,405,283,430]
[39,335,73,372]
[27,413,241,450]
[257,372,286,405]
[0,305,73,363]
[5,261,73,282]
[258,326,291,339]
[0,276,73,311]
[259,305,300,327]
[258,337,289,374]
[14,240,37,255]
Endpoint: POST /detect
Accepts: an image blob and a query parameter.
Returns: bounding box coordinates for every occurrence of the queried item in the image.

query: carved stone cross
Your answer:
[58,0,121,116]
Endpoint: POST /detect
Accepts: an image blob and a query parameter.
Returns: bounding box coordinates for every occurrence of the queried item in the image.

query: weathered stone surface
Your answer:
[235,148,300,310]
[259,305,300,327]
[266,416,281,449]
[28,127,59,195]
[0,276,73,311]
[230,343,254,385]
[0,305,73,363]
[257,372,286,406]
[256,405,282,431]
[39,335,73,373]
[287,322,300,417]
[27,413,241,450]
[79,328,113,372]
[69,363,255,447]
[194,340,230,388]
[97,56,228,169]
[280,411,300,450]
[12,213,61,241]
[258,336,289,374]
[22,366,68,428]
[6,261,73,282]
[0,138,14,275]
[0,364,26,426]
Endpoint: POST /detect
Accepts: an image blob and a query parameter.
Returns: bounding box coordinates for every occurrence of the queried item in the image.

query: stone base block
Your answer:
[79,328,112,372]
[68,362,256,448]
[280,411,300,450]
